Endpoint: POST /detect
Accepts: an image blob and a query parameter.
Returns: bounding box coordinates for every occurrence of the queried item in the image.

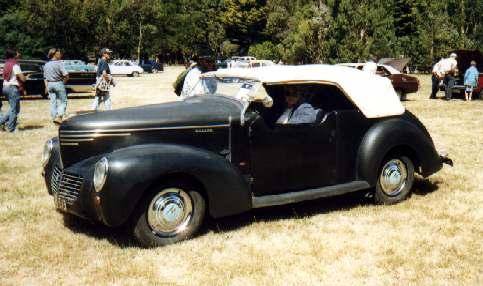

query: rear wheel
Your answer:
[396,91,407,101]
[132,71,140,77]
[131,183,206,247]
[374,156,414,204]
[152,68,158,73]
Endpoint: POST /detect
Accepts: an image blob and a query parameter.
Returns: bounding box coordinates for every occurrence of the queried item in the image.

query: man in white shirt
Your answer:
[430,53,458,99]
[276,87,319,125]
[363,57,377,74]
[180,56,216,98]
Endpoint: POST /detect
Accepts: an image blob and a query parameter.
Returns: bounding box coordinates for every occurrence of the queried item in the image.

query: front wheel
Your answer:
[132,71,140,77]
[374,156,414,205]
[132,185,206,247]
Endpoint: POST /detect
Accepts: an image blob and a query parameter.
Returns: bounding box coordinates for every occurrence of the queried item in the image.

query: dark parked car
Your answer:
[338,63,419,100]
[42,65,451,247]
[1,60,96,98]
[140,60,163,73]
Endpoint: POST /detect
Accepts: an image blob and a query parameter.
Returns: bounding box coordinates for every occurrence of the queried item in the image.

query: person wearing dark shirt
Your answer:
[92,48,115,110]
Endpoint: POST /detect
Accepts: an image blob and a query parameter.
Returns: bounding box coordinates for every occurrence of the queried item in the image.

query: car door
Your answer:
[24,72,45,96]
[248,113,337,195]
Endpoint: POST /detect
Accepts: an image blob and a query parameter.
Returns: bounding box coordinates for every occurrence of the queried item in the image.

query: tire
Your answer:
[41,90,48,99]
[396,91,407,101]
[152,68,158,74]
[132,71,140,77]
[131,183,206,247]
[374,156,415,205]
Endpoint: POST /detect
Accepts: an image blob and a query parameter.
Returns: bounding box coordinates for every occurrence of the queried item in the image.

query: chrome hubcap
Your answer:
[379,159,408,196]
[147,188,193,237]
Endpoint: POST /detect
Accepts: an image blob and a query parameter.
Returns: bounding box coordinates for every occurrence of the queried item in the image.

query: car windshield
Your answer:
[190,76,269,103]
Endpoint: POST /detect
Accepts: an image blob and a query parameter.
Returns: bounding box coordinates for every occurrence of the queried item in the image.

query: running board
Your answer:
[251,181,371,209]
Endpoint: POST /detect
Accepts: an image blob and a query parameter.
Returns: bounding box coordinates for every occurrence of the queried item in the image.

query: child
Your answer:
[463,61,479,101]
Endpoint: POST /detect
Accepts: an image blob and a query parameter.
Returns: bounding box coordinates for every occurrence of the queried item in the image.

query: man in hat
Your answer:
[430,53,458,100]
[92,48,115,110]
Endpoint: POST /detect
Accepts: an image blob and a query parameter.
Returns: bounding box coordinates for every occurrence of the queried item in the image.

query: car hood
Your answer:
[61,95,243,132]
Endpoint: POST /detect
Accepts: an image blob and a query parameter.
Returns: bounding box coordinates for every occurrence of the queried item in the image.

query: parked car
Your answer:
[0,60,96,98]
[139,60,163,73]
[338,63,419,100]
[62,60,96,72]
[445,49,483,99]
[42,65,452,247]
[109,60,144,77]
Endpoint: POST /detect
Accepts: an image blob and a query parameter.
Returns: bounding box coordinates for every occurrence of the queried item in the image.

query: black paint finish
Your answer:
[42,94,447,229]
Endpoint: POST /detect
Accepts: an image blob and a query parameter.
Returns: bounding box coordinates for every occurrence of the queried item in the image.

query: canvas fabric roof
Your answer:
[204,65,404,118]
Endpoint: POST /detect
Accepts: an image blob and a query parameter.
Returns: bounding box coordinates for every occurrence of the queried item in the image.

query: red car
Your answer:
[338,63,419,100]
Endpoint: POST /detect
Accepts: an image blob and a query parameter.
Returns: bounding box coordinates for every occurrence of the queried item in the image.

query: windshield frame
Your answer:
[190,75,272,125]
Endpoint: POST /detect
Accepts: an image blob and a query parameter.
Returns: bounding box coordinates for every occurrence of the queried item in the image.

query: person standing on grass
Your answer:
[180,56,216,98]
[0,48,25,133]
[463,61,479,101]
[92,48,115,111]
[430,53,458,100]
[44,48,69,124]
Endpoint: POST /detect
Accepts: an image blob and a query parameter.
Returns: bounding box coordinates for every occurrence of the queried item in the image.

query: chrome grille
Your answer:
[51,166,83,205]
[51,166,62,193]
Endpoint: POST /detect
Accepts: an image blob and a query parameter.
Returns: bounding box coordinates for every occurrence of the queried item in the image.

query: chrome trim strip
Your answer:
[227,116,232,162]
[60,142,79,146]
[59,124,230,134]
[60,133,131,138]
[61,138,95,142]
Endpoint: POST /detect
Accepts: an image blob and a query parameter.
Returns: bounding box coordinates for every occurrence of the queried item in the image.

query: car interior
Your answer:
[247,83,356,129]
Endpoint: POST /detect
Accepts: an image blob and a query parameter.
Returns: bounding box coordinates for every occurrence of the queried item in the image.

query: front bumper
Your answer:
[439,151,453,167]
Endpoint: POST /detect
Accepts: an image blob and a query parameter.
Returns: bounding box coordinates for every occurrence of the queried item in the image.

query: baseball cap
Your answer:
[450,53,457,58]
[100,48,112,55]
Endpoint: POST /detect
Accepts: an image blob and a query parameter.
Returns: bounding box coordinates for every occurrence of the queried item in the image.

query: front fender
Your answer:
[100,144,251,226]
[357,117,443,186]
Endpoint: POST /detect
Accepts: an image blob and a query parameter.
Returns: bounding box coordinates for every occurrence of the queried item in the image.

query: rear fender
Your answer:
[357,117,443,186]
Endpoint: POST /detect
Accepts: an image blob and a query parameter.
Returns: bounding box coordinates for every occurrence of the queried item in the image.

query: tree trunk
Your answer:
[137,21,143,64]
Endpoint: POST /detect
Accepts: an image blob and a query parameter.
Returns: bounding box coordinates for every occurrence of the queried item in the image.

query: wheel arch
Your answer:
[356,117,442,186]
[100,144,251,227]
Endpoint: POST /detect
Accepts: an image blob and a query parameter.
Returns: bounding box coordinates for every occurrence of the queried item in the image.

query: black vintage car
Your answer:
[42,65,452,247]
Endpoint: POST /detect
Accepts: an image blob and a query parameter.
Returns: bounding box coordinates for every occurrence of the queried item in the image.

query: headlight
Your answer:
[41,139,54,167]
[93,157,109,192]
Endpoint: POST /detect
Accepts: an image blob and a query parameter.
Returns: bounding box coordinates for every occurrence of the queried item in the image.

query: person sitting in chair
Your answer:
[276,88,319,124]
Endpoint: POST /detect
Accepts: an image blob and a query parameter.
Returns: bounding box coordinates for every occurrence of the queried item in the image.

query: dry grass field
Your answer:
[0,66,482,285]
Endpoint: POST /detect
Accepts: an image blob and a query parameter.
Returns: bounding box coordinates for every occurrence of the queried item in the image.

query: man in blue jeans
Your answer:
[44,48,69,124]
[1,48,26,132]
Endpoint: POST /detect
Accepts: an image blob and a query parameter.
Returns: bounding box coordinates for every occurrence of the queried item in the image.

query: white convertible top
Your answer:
[204,64,405,118]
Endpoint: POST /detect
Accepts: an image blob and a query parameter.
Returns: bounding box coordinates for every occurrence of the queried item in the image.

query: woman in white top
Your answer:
[1,48,25,132]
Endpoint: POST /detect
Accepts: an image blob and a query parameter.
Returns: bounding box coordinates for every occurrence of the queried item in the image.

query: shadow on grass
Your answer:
[62,214,137,248]
[62,178,441,248]
[412,178,441,196]
[18,125,44,131]
[19,94,94,101]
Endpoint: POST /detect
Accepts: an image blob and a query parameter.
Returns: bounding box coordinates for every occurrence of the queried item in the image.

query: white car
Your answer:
[109,60,144,77]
